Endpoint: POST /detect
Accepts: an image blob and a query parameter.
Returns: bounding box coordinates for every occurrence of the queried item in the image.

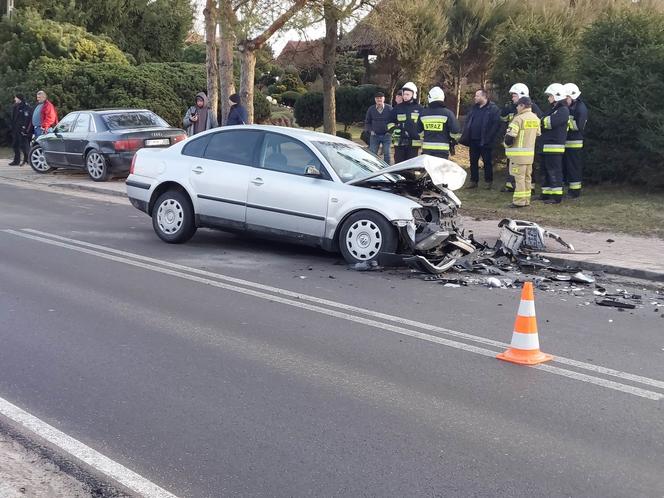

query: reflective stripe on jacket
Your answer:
[566,97,588,149]
[387,100,423,147]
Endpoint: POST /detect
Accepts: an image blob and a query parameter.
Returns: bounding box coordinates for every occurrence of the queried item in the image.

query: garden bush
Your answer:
[294,92,324,129]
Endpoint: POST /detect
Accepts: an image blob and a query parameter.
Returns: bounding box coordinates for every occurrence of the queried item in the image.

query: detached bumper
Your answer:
[399,225,475,274]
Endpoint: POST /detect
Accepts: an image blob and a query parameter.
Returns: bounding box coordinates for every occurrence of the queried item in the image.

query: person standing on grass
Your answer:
[387,82,423,163]
[9,94,31,166]
[459,89,501,189]
[364,91,392,163]
[539,83,570,204]
[562,82,588,198]
[503,96,541,208]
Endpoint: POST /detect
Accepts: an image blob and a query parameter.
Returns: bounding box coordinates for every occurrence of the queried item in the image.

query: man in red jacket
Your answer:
[36,90,58,134]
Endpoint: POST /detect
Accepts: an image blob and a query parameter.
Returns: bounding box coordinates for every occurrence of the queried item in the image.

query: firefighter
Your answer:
[417,87,460,160]
[563,82,588,198]
[503,96,541,208]
[539,83,570,204]
[387,82,423,163]
[500,83,543,192]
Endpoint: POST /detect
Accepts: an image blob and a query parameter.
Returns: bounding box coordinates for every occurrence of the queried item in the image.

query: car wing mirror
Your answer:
[304,166,321,177]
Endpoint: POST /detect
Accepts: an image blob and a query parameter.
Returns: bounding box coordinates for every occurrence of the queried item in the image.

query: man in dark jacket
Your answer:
[539,83,570,204]
[387,82,423,163]
[10,94,31,166]
[364,91,392,163]
[460,89,501,189]
[562,83,588,198]
[227,93,249,126]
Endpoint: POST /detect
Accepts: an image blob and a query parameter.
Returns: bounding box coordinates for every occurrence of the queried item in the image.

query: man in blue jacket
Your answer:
[460,89,501,189]
[227,93,249,126]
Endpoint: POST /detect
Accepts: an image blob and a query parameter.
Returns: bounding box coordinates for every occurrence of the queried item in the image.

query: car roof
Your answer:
[227,125,351,144]
[87,109,154,114]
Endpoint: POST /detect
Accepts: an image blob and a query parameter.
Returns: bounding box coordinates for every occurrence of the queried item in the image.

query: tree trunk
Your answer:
[455,67,462,118]
[322,0,338,135]
[219,25,235,126]
[239,44,256,124]
[218,3,235,126]
[204,0,219,119]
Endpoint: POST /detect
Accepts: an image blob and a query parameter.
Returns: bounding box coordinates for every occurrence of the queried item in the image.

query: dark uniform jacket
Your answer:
[12,101,32,135]
[387,99,424,147]
[459,101,501,148]
[566,97,588,150]
[417,102,461,153]
[540,101,570,154]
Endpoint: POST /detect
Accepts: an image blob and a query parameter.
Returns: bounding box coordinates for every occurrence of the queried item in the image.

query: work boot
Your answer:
[567,190,581,199]
[485,182,493,190]
[8,161,19,166]
[544,198,562,204]
[466,181,478,189]
[508,203,526,209]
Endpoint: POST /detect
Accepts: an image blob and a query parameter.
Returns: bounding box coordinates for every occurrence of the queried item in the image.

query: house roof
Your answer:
[275,39,325,70]
[338,0,390,53]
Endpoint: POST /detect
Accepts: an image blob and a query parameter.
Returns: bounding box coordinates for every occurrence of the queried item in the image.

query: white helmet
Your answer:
[544,83,566,102]
[402,81,418,99]
[563,82,581,100]
[508,83,529,97]
[428,86,445,103]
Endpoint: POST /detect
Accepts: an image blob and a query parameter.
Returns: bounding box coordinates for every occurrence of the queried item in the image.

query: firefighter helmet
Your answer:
[427,86,445,103]
[402,81,418,99]
[508,83,529,97]
[563,83,581,100]
[544,83,566,102]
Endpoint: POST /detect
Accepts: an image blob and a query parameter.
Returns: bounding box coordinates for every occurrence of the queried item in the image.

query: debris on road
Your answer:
[595,298,637,310]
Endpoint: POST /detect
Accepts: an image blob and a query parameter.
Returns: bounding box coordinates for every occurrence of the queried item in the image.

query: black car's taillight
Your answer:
[171,134,187,144]
[114,139,142,151]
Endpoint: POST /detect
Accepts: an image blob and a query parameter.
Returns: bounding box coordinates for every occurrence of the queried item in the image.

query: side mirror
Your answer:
[304,166,321,177]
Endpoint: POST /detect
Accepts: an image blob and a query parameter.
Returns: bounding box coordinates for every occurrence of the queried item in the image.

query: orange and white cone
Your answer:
[497,281,553,365]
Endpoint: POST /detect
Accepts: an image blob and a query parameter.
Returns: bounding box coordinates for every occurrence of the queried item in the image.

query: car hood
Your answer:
[347,154,467,191]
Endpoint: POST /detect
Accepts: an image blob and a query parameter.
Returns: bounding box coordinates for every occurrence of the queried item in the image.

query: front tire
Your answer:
[86,149,109,182]
[339,210,397,264]
[29,144,53,173]
[152,190,197,243]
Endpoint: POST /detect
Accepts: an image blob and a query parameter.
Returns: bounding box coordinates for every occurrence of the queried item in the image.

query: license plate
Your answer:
[144,138,170,146]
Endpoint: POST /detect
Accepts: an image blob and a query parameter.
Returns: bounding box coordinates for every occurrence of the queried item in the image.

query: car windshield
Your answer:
[312,141,394,183]
[101,111,169,130]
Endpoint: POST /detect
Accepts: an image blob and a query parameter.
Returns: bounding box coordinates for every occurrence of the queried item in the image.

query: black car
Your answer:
[29,109,187,182]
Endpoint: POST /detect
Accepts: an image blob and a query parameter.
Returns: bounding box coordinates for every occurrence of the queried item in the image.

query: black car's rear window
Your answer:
[101,111,169,130]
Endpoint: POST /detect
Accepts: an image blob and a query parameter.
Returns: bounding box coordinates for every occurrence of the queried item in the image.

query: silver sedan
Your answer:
[126,125,473,270]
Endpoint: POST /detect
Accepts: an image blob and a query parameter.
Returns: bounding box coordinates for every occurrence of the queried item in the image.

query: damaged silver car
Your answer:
[126,125,474,270]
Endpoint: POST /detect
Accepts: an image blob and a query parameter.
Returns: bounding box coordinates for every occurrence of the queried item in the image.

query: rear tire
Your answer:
[29,144,53,173]
[86,149,109,182]
[152,190,197,243]
[339,210,397,264]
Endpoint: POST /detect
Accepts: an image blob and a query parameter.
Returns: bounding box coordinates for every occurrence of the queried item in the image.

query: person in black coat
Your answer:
[460,89,501,188]
[227,93,248,126]
[10,94,32,166]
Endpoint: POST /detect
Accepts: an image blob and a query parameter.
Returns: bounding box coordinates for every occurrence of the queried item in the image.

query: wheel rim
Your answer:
[30,147,49,171]
[87,152,105,179]
[156,198,184,235]
[345,219,382,261]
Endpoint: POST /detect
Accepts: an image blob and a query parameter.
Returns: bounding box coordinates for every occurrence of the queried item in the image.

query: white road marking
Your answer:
[18,228,664,392]
[4,229,664,401]
[0,397,178,498]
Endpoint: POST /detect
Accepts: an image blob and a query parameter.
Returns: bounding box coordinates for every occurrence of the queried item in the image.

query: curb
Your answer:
[545,255,664,283]
[48,182,127,198]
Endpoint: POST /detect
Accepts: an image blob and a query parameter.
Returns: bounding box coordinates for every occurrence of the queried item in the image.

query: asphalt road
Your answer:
[1,182,663,497]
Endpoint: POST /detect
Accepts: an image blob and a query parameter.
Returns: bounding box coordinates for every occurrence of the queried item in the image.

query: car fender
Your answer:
[325,185,421,242]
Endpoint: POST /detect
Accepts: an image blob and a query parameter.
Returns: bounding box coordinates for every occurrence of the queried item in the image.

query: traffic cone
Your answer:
[497,281,553,365]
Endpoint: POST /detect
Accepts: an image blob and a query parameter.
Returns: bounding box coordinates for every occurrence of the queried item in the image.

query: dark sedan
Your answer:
[29,109,187,181]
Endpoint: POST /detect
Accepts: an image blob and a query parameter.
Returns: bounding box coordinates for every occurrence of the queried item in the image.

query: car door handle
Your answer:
[251,177,264,186]
[192,166,204,174]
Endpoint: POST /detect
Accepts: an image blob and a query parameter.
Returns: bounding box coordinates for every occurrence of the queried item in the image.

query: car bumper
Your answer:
[126,176,152,214]
[106,152,134,173]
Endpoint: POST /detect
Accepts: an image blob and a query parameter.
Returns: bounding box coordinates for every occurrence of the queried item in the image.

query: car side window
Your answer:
[259,133,324,176]
[72,113,91,134]
[182,134,211,158]
[203,130,261,166]
[55,113,78,133]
